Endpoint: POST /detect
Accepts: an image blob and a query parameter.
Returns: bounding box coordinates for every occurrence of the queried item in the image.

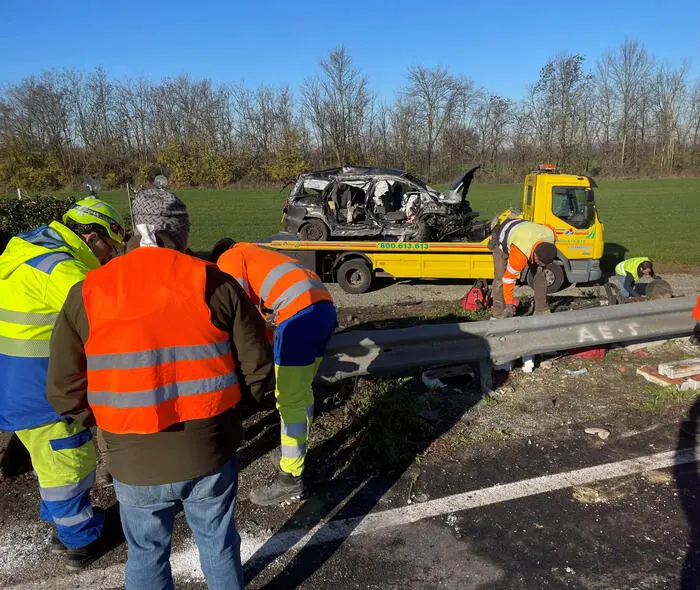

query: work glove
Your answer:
[502,304,516,318]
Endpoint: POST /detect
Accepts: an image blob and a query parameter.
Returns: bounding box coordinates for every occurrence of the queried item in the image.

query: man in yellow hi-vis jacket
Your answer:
[0,198,125,570]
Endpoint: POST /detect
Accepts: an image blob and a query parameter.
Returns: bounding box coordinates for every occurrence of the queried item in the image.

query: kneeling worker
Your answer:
[491,218,557,318]
[217,242,337,506]
[614,257,654,299]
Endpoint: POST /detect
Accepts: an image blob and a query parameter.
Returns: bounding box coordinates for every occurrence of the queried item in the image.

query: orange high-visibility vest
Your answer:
[82,248,241,435]
[694,296,700,321]
[218,243,333,325]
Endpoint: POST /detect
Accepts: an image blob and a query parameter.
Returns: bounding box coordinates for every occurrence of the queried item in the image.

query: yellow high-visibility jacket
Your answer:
[0,222,99,431]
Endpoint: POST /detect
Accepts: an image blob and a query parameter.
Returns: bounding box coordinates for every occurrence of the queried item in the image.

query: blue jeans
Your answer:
[113,456,243,590]
[616,274,632,298]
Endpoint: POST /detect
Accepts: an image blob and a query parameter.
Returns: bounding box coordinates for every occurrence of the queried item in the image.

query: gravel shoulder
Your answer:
[327,273,700,310]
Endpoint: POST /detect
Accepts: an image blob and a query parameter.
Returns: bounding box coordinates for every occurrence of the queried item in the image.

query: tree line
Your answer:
[1,40,699,190]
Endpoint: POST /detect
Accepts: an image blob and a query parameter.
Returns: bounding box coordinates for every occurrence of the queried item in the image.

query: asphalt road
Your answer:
[2,405,699,589]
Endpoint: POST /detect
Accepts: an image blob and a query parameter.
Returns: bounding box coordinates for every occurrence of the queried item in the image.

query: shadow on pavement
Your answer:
[243,333,491,588]
[674,394,700,589]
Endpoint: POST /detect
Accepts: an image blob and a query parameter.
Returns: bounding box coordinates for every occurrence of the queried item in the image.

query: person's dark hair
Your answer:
[65,220,109,240]
[211,238,235,263]
[638,260,654,277]
[533,242,557,265]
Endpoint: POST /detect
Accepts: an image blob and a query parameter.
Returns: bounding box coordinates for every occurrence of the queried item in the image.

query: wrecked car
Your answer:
[282,165,490,242]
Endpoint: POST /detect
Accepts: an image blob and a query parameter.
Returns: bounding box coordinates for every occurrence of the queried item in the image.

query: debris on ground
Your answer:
[637,364,700,390]
[421,364,475,390]
[585,427,611,440]
[570,346,607,359]
[565,368,589,376]
[658,358,700,379]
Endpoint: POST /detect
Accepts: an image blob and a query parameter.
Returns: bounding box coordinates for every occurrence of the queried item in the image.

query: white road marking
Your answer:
[7,447,698,589]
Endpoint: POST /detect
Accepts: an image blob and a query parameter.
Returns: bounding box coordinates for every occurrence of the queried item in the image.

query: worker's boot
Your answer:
[250,471,304,506]
[64,537,108,571]
[49,532,67,554]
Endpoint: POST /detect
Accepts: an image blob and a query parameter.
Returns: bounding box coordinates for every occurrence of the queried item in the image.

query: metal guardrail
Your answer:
[316,296,698,383]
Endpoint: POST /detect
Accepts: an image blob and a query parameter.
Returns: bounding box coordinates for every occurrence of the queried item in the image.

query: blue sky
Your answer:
[1,0,699,101]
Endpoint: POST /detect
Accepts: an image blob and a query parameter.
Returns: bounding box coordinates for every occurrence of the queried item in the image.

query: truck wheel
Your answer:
[337,259,373,294]
[528,262,566,293]
[299,219,330,241]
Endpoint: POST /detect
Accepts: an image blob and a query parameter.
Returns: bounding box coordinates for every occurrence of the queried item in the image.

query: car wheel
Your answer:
[299,219,330,241]
[528,262,566,293]
[336,259,373,294]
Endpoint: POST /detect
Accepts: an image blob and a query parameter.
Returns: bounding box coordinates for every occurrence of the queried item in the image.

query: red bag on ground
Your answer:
[570,345,607,359]
[462,280,492,311]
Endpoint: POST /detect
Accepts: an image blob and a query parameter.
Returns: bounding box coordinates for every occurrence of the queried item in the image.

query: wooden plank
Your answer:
[658,358,700,379]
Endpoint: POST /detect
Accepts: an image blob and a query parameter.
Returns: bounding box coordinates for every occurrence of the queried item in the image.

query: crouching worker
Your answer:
[0,198,124,569]
[47,187,274,589]
[490,218,557,318]
[614,257,654,299]
[217,243,337,506]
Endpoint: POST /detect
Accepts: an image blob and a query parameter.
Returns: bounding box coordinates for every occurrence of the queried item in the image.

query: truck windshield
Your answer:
[552,186,594,229]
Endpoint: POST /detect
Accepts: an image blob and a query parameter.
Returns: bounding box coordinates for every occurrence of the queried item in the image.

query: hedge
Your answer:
[0,196,75,254]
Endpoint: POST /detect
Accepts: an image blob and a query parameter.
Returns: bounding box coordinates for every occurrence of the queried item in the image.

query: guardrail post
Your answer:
[479,360,494,394]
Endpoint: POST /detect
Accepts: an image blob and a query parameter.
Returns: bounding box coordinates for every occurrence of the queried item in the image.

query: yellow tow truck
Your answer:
[262,164,604,294]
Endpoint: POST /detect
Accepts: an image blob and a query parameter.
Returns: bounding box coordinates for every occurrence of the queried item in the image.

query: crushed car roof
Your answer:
[300,166,428,187]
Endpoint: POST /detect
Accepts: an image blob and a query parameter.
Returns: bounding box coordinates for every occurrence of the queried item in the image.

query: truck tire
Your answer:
[299,219,330,241]
[528,262,566,293]
[336,259,373,294]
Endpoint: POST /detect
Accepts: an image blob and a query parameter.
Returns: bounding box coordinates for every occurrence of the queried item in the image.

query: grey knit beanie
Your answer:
[131,182,190,251]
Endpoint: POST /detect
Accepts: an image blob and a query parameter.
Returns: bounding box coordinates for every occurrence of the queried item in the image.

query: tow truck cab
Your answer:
[515,164,604,286]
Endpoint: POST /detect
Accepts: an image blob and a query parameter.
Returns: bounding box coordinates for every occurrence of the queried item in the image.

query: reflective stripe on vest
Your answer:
[260,261,328,314]
[89,371,238,409]
[497,219,526,252]
[219,244,333,325]
[83,248,241,435]
[0,308,58,326]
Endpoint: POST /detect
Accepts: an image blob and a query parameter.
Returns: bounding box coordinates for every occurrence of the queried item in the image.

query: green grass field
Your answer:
[3,178,699,266]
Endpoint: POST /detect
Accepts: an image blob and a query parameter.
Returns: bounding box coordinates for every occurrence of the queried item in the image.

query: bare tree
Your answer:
[527,54,592,167]
[652,62,688,171]
[602,40,654,171]
[302,46,371,165]
[403,65,465,178]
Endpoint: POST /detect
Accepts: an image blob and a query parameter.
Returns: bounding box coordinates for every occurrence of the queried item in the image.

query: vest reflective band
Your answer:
[615,257,650,280]
[218,244,333,325]
[498,219,555,259]
[83,248,241,435]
